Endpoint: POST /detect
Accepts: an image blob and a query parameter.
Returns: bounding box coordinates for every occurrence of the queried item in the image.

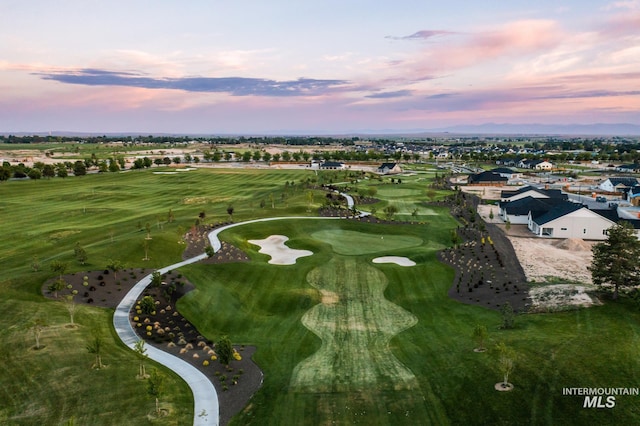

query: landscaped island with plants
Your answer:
[1,158,639,425]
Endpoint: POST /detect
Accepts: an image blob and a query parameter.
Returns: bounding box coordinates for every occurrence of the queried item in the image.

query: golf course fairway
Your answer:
[292,257,419,392]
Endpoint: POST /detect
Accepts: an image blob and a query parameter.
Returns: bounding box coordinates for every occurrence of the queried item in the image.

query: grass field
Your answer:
[1,166,640,425]
[0,167,324,424]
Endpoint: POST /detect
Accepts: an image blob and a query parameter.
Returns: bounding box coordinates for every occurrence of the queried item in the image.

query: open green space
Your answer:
[0,167,325,424]
[311,229,422,255]
[0,166,639,425]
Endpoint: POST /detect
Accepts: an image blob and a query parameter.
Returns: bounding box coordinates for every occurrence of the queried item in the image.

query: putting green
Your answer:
[291,257,418,392]
[311,230,422,255]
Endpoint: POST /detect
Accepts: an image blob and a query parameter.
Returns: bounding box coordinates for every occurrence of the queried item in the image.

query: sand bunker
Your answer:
[248,235,313,265]
[153,167,197,175]
[372,256,416,267]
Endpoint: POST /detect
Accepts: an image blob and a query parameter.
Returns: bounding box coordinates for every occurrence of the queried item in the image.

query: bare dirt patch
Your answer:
[508,236,595,284]
[529,284,598,311]
[477,204,595,284]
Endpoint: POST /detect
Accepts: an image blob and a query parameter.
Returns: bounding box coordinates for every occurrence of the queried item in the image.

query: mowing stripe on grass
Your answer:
[291,257,418,393]
[311,230,422,255]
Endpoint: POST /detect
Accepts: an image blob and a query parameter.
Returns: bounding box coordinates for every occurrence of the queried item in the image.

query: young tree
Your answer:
[590,222,640,300]
[495,342,516,389]
[63,294,78,326]
[48,278,67,299]
[106,259,123,281]
[383,205,398,220]
[134,340,149,379]
[500,302,515,329]
[74,242,88,265]
[87,330,104,369]
[472,324,488,352]
[216,335,233,366]
[147,368,165,415]
[226,205,234,222]
[50,260,69,280]
[142,239,150,261]
[30,318,47,350]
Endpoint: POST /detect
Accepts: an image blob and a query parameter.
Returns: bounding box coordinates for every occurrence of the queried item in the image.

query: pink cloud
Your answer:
[600,11,640,37]
[407,19,564,75]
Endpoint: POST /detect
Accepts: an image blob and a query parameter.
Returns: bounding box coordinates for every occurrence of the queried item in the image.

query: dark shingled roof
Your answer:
[490,167,516,174]
[530,202,584,225]
[468,171,508,183]
[501,185,567,200]
[499,196,568,216]
[321,161,344,168]
[607,177,639,187]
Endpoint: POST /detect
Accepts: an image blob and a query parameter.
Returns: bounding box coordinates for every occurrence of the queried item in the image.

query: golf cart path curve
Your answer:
[114,212,351,425]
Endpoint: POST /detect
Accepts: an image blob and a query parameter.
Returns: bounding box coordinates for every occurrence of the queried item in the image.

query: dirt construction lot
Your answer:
[477,204,595,285]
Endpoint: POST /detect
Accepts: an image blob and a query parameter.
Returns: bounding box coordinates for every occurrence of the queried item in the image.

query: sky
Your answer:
[1,0,639,134]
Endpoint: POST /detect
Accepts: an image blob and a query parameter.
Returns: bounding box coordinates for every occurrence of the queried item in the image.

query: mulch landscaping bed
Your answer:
[437,193,530,313]
[42,228,260,426]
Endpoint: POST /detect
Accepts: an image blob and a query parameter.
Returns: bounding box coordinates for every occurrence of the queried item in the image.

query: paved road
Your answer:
[113,192,356,425]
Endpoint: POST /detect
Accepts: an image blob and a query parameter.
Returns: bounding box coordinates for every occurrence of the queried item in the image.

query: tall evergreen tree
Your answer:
[590,222,640,300]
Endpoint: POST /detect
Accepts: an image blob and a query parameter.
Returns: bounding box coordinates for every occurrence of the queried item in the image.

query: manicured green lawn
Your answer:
[0,167,323,424]
[1,166,639,425]
[178,216,640,425]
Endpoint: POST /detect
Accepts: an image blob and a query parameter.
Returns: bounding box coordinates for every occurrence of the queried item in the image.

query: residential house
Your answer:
[499,196,568,225]
[517,159,541,169]
[628,185,640,206]
[467,171,508,186]
[500,185,567,202]
[528,202,615,240]
[534,160,553,171]
[615,164,640,173]
[377,163,403,174]
[490,167,519,179]
[320,161,345,170]
[598,177,639,193]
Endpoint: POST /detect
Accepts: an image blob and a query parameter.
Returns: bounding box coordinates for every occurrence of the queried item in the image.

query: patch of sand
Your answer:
[508,237,595,284]
[529,284,597,311]
[248,235,313,265]
[371,256,416,267]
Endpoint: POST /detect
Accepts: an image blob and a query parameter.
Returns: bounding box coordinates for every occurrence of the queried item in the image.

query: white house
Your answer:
[499,196,567,225]
[534,160,553,171]
[377,163,403,174]
[598,177,639,193]
[528,203,615,240]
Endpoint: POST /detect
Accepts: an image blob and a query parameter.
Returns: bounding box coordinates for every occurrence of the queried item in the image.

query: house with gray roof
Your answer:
[377,163,402,174]
[499,196,568,224]
[468,171,508,186]
[599,177,639,193]
[528,202,616,240]
[501,185,567,202]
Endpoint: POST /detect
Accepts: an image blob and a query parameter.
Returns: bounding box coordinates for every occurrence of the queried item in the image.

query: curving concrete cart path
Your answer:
[113,255,219,425]
[113,192,356,425]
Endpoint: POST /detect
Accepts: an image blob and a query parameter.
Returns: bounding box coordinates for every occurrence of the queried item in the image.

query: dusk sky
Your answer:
[1,1,639,134]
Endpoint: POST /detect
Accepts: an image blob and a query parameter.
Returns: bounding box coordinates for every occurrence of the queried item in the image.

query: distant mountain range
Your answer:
[428,123,640,136]
[2,123,640,137]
